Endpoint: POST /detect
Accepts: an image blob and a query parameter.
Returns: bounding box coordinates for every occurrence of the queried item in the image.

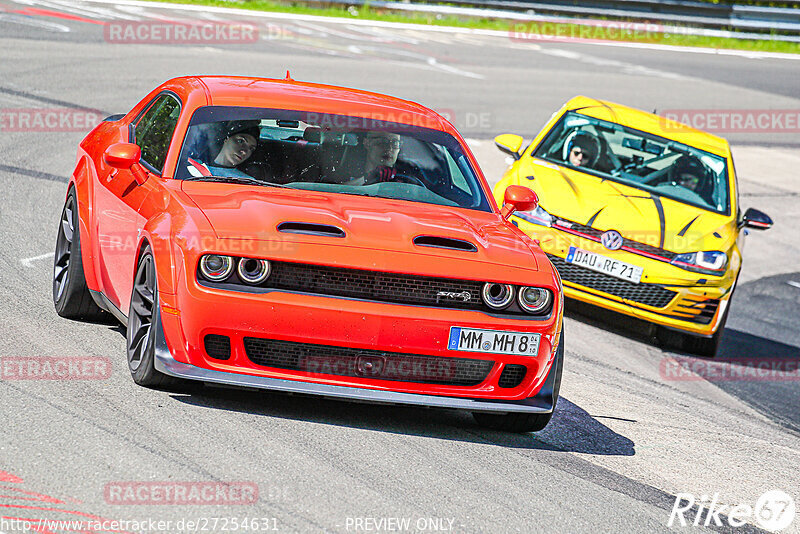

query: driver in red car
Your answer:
[339,131,403,185]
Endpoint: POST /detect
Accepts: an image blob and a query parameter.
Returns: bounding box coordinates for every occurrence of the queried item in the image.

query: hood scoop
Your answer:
[413,235,477,252]
[277,221,346,238]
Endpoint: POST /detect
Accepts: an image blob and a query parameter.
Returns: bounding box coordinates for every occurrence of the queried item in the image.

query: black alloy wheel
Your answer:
[53,188,106,320]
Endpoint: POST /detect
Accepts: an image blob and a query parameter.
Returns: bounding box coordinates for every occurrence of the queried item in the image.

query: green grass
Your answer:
[144,0,800,54]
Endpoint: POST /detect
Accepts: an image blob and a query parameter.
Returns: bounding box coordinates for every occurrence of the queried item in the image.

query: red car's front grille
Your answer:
[267,261,489,311]
[242,337,495,386]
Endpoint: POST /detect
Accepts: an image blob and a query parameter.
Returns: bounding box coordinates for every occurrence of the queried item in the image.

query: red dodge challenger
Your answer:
[53,76,563,432]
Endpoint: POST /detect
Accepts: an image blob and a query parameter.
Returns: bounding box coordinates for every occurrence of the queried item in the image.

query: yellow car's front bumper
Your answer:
[514,217,735,337]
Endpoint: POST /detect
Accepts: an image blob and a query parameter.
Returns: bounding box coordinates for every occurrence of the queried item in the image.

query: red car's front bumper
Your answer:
[155,265,562,413]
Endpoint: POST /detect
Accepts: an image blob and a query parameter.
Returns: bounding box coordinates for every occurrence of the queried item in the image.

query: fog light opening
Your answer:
[237,257,271,284]
[482,283,514,309]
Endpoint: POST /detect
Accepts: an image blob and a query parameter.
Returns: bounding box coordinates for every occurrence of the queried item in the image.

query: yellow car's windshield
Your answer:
[533,112,730,215]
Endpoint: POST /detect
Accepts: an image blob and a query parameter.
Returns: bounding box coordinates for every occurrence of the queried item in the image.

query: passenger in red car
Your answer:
[214,129,258,168]
[188,121,261,179]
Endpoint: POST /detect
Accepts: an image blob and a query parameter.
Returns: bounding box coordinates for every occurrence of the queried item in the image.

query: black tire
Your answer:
[126,246,176,388]
[53,188,107,321]
[473,328,564,433]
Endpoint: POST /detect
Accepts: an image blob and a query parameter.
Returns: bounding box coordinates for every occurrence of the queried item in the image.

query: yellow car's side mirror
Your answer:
[494,134,524,160]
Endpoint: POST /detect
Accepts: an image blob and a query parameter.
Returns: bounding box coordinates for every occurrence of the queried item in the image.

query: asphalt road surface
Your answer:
[1,1,799,533]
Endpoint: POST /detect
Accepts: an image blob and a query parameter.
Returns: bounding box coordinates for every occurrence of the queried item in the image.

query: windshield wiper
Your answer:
[187,176,290,188]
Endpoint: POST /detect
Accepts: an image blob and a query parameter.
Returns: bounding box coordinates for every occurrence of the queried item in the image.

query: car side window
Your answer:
[134,94,181,173]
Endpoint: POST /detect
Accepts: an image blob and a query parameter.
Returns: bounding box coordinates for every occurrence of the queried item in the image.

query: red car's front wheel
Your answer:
[472,327,564,433]
[126,246,176,388]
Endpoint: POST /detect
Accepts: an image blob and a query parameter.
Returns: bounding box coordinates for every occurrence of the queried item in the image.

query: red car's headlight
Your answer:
[518,287,552,314]
[199,254,234,281]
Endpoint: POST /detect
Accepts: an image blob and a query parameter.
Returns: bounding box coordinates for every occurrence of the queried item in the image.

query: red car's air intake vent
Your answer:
[413,235,478,252]
[277,222,345,238]
[204,334,231,360]
[498,364,527,388]
[243,337,494,386]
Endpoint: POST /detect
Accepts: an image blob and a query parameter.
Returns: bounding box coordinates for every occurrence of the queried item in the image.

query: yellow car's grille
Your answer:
[547,255,677,309]
[552,218,678,262]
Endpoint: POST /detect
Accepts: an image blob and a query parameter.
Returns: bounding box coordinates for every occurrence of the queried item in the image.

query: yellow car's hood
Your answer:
[525,159,735,253]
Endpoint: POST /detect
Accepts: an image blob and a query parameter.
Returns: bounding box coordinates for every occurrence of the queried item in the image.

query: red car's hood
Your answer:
[180,182,539,272]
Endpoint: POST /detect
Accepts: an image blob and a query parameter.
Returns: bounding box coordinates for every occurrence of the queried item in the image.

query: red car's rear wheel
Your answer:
[53,188,106,321]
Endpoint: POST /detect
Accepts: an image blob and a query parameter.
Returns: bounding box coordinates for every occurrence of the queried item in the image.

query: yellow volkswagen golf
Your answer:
[493,96,773,356]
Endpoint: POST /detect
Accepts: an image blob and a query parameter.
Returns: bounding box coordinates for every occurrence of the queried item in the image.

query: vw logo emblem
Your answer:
[601,230,623,251]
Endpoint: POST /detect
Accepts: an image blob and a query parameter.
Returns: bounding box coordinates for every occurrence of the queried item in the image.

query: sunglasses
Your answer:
[368,137,401,149]
[571,147,594,158]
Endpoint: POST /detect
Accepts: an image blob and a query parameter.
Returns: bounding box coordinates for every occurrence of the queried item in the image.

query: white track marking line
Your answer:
[426,57,484,79]
[83,0,800,61]
[16,0,123,20]
[113,4,186,22]
[538,48,685,80]
[345,24,422,44]
[20,252,54,267]
[0,12,71,32]
[46,0,128,19]
[787,281,800,289]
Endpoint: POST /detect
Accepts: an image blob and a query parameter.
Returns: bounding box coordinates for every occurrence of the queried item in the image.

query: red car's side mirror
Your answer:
[104,143,148,185]
[500,185,539,220]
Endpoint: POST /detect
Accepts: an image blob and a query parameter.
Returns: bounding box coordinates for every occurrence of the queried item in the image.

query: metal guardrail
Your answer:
[313,0,799,42]
[413,0,800,35]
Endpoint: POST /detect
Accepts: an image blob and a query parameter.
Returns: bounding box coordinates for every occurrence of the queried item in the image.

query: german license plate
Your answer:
[448,327,540,356]
[566,246,643,283]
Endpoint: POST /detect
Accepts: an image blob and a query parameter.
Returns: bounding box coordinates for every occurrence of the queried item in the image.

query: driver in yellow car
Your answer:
[670,155,706,193]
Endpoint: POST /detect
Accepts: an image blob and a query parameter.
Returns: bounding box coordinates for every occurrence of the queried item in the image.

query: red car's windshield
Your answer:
[176,106,492,212]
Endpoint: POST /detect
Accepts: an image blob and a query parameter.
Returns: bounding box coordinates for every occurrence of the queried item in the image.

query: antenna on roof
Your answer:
[285,70,293,81]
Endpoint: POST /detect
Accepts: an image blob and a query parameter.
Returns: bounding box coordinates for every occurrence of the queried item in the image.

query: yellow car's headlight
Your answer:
[514,205,553,227]
[671,251,728,275]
